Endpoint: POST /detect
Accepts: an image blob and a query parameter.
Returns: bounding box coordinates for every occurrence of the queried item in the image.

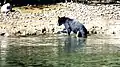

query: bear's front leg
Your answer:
[67,28,71,35]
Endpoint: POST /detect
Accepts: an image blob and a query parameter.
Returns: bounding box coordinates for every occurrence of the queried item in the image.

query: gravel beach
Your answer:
[0,2,120,37]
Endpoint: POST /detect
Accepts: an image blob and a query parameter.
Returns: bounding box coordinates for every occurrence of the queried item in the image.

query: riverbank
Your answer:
[0,2,120,37]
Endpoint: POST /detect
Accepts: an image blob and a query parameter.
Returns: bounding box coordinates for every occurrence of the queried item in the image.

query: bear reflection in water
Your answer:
[64,36,86,53]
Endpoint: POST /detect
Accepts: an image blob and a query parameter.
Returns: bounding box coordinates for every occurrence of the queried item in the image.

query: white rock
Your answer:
[1,3,12,13]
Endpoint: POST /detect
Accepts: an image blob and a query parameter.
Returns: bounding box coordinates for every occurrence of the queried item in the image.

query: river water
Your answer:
[0,34,120,67]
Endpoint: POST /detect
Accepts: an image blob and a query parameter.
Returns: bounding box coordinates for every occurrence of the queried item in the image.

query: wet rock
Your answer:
[91,30,97,34]
[0,29,10,37]
[112,31,116,34]
[42,28,46,34]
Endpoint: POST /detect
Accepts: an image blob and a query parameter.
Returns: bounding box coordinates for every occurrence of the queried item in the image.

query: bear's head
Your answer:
[57,16,69,26]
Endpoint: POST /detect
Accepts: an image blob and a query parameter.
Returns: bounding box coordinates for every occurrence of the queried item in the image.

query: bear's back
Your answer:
[68,19,84,30]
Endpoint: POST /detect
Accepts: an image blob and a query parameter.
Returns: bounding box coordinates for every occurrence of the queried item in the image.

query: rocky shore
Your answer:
[0,3,120,37]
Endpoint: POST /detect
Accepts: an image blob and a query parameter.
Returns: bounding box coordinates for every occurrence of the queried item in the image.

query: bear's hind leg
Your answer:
[77,30,87,38]
[77,31,82,37]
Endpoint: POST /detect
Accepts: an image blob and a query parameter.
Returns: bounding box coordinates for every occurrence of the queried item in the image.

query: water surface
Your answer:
[0,34,120,67]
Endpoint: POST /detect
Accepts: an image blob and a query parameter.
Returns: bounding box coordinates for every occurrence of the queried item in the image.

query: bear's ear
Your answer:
[58,16,60,19]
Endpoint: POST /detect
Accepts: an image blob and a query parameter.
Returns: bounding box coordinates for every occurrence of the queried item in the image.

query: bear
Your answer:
[57,16,87,38]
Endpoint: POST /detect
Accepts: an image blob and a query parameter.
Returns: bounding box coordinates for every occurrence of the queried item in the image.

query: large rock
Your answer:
[1,3,12,13]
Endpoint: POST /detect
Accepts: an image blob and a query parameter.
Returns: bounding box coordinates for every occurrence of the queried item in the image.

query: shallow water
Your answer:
[0,34,120,67]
